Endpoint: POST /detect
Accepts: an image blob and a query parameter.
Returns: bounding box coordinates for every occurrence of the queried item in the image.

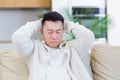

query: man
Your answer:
[12,11,95,80]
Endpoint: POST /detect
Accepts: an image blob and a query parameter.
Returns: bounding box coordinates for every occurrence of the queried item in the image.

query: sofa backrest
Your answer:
[0,50,29,80]
[91,44,120,80]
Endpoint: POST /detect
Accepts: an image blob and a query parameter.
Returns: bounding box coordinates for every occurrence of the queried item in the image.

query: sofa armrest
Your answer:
[0,50,29,80]
[91,44,120,80]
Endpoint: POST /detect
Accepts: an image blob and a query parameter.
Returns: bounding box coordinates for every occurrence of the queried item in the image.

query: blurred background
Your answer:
[0,0,119,51]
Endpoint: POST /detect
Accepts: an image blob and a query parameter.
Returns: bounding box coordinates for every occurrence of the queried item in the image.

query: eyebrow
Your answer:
[47,29,63,31]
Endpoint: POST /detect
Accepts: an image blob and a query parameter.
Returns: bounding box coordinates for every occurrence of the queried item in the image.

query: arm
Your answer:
[64,20,95,58]
[64,20,95,79]
[12,20,42,59]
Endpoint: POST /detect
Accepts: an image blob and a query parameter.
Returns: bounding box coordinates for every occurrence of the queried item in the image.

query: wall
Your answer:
[0,9,40,51]
[0,9,39,40]
[71,0,105,8]
[107,0,120,45]
[52,0,105,11]
[51,0,72,16]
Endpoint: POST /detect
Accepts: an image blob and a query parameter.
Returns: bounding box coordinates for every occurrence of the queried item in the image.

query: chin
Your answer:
[50,44,59,48]
[49,42,60,48]
[51,45,58,48]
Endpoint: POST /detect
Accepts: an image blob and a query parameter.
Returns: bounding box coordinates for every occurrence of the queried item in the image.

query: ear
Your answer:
[64,26,68,30]
[40,28,43,34]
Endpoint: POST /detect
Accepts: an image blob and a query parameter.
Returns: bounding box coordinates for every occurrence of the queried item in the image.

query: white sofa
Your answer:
[0,44,120,80]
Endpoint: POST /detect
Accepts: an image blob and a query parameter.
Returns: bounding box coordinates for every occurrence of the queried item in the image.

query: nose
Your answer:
[51,32,58,39]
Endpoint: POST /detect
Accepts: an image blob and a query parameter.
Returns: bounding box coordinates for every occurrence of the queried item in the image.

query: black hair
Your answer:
[41,11,64,27]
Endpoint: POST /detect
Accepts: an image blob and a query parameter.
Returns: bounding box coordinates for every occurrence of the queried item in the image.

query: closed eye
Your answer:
[47,31,53,34]
[56,29,63,33]
[56,31,62,34]
[47,29,63,34]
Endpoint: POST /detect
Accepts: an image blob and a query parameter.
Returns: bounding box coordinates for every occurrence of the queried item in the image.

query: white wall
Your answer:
[52,0,72,16]
[71,0,105,8]
[52,0,105,14]
[108,0,120,45]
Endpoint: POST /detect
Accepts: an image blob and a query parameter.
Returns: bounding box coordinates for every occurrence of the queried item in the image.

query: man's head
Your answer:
[41,11,64,48]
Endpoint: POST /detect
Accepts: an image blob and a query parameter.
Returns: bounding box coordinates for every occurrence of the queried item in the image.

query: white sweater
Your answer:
[12,20,95,80]
[44,45,71,80]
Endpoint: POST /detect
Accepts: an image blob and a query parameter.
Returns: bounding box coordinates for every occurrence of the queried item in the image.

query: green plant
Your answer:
[86,15,111,38]
[61,8,111,39]
[61,8,82,23]
[38,8,50,19]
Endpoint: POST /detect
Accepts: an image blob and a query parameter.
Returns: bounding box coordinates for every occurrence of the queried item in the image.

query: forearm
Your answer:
[12,20,41,58]
[71,26,95,57]
[64,20,94,39]
[64,20,95,57]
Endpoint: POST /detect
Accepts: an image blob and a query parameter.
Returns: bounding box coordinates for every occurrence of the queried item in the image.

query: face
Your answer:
[41,21,64,48]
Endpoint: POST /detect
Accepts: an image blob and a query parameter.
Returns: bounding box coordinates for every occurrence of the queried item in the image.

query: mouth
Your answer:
[51,41,58,43]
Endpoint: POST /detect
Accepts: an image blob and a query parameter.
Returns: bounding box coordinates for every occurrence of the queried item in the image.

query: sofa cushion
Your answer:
[0,50,28,80]
[91,44,120,80]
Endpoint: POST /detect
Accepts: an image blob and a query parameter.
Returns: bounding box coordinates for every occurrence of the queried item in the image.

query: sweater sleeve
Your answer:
[12,20,42,58]
[64,20,95,58]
